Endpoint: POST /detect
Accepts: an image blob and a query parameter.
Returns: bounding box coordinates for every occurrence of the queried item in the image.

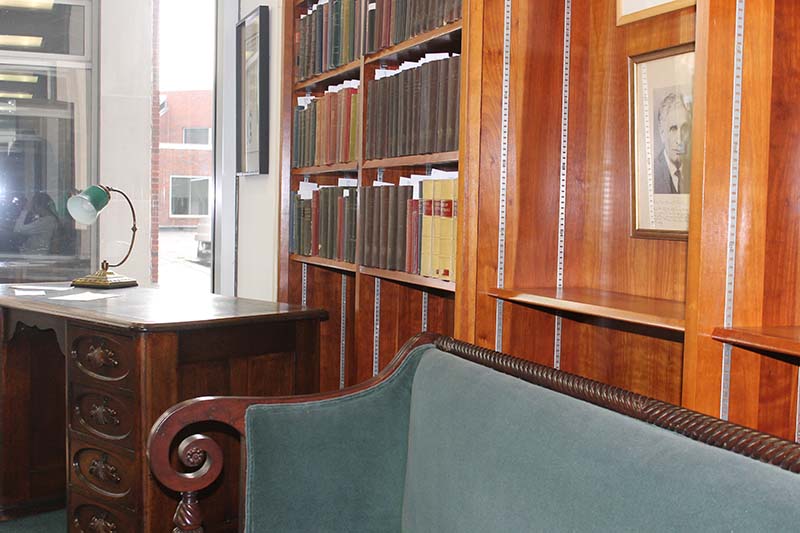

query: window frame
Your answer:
[0,0,94,64]
[169,174,211,218]
[182,126,212,146]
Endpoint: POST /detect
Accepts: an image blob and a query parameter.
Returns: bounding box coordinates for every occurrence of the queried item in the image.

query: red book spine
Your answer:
[337,195,345,260]
[311,189,320,256]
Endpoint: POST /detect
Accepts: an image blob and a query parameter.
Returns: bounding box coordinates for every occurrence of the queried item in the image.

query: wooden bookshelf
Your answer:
[292,161,359,175]
[489,287,686,332]
[291,254,358,273]
[283,4,463,391]
[362,151,460,169]
[712,327,800,361]
[359,266,456,293]
[365,20,462,66]
[294,59,362,93]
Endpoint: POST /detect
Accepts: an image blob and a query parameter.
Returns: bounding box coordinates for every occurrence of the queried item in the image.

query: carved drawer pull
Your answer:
[88,398,120,426]
[88,513,117,533]
[88,453,121,484]
[85,345,119,369]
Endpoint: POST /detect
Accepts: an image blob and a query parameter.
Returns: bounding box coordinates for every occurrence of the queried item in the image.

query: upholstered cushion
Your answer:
[401,348,800,532]
[244,345,425,533]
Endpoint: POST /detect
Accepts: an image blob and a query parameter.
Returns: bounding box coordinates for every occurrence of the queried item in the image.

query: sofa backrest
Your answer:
[401,347,800,532]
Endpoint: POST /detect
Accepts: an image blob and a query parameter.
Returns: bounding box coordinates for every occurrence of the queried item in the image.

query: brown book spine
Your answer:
[337,195,345,260]
[446,56,460,151]
[387,186,398,270]
[405,198,414,273]
[358,187,366,264]
[311,189,320,256]
[436,58,449,153]
[371,186,381,267]
[363,186,373,266]
[378,186,391,269]
[396,186,412,271]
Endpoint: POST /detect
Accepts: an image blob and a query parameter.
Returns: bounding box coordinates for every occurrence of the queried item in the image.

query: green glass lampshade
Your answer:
[67,185,111,225]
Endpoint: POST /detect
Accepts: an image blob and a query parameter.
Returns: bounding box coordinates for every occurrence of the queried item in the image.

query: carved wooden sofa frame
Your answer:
[148,333,800,532]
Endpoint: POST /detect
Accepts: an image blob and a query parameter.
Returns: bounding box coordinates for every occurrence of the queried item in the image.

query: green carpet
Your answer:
[0,511,64,532]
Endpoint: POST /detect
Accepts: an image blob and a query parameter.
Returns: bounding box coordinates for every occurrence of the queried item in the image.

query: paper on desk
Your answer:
[14,290,46,296]
[50,292,122,302]
[11,285,73,291]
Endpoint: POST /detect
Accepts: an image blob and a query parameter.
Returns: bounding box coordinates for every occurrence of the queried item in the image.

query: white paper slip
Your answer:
[14,290,46,296]
[11,285,73,291]
[50,292,122,302]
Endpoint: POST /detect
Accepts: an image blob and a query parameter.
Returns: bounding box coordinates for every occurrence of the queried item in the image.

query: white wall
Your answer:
[236,0,284,301]
[98,0,153,285]
[96,0,283,296]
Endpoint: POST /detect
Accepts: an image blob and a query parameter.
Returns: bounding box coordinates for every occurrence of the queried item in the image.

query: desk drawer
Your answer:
[70,435,138,510]
[70,491,140,533]
[69,327,137,392]
[70,384,137,449]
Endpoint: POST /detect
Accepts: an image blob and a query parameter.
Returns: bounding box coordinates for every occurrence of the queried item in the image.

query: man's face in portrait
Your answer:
[659,101,691,166]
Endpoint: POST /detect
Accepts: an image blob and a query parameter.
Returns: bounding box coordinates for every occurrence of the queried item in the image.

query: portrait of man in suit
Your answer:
[653,91,691,194]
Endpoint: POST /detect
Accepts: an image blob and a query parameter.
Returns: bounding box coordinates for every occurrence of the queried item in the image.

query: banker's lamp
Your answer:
[67,185,138,289]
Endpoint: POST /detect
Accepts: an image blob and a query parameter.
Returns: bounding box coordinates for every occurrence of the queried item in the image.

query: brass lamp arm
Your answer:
[102,186,138,270]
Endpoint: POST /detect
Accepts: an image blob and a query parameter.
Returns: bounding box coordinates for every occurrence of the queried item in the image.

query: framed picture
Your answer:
[617,0,695,26]
[236,6,270,175]
[629,43,695,240]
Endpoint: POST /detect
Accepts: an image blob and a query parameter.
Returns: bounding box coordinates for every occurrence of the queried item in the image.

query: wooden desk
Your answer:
[0,283,326,531]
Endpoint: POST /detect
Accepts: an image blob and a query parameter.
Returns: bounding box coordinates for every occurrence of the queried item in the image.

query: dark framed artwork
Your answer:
[629,43,695,240]
[236,6,270,175]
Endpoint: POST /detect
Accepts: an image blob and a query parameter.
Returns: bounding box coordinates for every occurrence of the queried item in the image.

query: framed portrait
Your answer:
[629,43,695,240]
[617,0,695,26]
[236,6,270,175]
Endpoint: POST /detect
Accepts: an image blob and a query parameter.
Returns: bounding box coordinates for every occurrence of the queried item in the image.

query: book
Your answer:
[420,180,435,277]
[387,185,398,269]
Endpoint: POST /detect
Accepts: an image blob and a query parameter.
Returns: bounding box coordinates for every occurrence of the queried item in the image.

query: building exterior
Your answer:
[157,89,213,229]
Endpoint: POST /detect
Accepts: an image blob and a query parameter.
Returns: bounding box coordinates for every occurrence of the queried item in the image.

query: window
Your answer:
[182,127,210,145]
[0,0,95,282]
[170,176,209,217]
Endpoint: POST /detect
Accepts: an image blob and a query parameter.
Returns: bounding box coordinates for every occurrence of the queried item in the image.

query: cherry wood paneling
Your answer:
[683,0,800,440]
[473,0,506,350]
[560,319,683,403]
[500,0,563,364]
[562,0,692,302]
[454,0,484,342]
[306,266,353,392]
[753,0,800,438]
[682,0,736,416]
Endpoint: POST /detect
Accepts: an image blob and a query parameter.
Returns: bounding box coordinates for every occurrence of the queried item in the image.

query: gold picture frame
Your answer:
[629,43,695,240]
[617,0,695,26]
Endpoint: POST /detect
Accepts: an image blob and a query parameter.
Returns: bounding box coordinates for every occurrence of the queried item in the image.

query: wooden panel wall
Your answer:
[684,0,800,439]
[464,0,693,401]
[355,277,454,383]
[288,261,356,392]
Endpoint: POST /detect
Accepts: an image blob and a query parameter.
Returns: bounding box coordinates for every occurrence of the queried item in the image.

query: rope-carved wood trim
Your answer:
[434,336,800,473]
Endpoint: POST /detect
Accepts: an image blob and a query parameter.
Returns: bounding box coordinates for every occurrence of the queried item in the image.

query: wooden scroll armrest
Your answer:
[147,332,439,533]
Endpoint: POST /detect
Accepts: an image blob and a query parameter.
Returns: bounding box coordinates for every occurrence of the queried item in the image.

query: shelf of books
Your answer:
[286,0,463,390]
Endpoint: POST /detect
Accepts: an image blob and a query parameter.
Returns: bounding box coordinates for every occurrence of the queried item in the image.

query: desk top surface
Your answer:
[0,283,327,332]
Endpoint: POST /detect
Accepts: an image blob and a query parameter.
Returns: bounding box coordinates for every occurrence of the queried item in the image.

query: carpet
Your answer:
[0,511,64,532]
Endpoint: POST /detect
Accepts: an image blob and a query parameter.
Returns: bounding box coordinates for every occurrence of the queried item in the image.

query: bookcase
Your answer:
[281,0,800,442]
[280,0,464,390]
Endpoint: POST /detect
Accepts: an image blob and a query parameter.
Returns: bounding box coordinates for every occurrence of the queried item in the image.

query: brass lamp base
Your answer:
[71,267,138,289]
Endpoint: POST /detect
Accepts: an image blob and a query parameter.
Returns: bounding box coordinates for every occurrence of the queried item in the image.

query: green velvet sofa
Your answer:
[149,333,800,532]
